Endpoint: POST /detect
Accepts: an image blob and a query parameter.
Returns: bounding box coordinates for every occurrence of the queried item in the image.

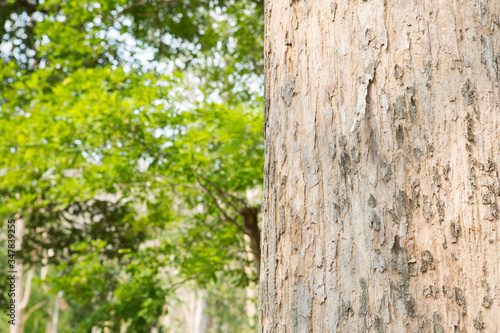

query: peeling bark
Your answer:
[260,0,500,331]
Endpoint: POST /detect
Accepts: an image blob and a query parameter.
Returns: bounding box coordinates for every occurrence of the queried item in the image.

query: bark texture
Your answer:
[260,0,500,332]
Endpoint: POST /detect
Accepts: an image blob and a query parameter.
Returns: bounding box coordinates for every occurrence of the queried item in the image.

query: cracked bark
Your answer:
[260,0,500,332]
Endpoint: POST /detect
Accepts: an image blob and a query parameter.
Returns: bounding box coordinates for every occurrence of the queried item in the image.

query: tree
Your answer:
[1,0,264,330]
[0,69,263,330]
[259,0,500,331]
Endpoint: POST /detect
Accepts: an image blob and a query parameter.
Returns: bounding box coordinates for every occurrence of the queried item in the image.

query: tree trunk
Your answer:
[241,206,262,276]
[193,290,209,333]
[10,260,24,333]
[51,291,63,333]
[259,1,500,332]
[11,219,33,333]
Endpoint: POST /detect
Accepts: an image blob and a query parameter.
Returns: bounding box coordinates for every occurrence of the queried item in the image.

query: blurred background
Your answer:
[0,0,264,331]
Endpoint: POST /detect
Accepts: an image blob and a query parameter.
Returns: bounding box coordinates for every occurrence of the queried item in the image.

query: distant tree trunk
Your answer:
[193,291,209,333]
[170,288,209,333]
[11,219,34,333]
[51,291,62,333]
[260,0,500,332]
[241,206,261,276]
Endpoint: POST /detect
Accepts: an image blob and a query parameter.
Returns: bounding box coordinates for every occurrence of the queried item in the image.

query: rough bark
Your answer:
[260,0,500,332]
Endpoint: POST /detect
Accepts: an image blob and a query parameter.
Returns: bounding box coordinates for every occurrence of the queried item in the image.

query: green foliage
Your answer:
[205,276,258,333]
[0,0,263,330]
[50,240,168,332]
[0,250,10,310]
[1,0,263,99]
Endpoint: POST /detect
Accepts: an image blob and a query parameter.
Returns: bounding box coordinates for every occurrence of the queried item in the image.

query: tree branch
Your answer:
[199,175,246,210]
[19,266,35,311]
[23,300,47,323]
[195,177,246,235]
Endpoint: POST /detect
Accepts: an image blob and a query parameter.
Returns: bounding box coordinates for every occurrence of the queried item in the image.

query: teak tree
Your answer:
[260,0,500,331]
[1,0,264,330]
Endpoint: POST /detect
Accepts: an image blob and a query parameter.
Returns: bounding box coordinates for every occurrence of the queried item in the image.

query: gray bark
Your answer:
[260,0,500,331]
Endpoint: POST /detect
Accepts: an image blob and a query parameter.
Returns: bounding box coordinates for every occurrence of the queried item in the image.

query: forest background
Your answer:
[0,0,264,331]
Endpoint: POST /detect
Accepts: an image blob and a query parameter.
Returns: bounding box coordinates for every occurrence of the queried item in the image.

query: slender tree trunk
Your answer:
[10,260,24,333]
[51,291,62,333]
[260,0,500,332]
[241,206,262,276]
[11,219,33,333]
[193,290,209,333]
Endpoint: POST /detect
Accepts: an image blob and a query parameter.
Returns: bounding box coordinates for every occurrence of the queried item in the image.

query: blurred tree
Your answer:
[0,0,263,331]
[0,0,263,100]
